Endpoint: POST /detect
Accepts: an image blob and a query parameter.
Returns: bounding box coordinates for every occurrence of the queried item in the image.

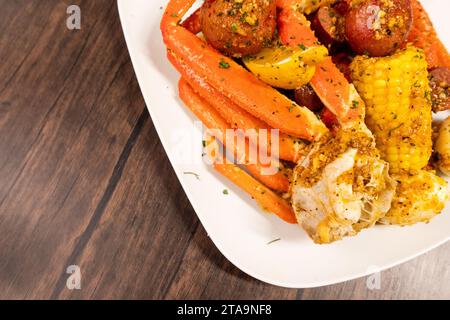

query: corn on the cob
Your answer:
[352,46,448,226]
[350,46,433,173]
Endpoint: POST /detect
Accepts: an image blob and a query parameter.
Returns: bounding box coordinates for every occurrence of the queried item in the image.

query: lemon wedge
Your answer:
[244,45,328,89]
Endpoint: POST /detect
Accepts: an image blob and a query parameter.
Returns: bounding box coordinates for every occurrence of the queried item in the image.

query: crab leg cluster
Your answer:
[167,51,307,163]
[161,1,328,140]
[161,0,376,227]
[174,0,366,127]
[178,78,291,193]
[179,79,296,223]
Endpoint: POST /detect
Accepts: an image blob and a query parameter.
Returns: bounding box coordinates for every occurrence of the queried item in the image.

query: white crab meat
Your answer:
[291,127,397,244]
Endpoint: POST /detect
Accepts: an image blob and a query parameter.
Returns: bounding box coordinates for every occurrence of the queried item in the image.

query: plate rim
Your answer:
[117,0,450,289]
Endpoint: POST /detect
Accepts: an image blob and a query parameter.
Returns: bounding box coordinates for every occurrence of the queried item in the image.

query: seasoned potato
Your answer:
[435,116,450,176]
[344,0,412,57]
[381,170,448,225]
[201,0,276,57]
[429,67,450,112]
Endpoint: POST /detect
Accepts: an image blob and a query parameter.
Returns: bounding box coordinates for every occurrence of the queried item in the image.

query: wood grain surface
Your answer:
[0,0,449,300]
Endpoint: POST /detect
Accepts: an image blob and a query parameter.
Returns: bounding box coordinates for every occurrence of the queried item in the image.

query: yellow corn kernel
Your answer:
[351,46,433,173]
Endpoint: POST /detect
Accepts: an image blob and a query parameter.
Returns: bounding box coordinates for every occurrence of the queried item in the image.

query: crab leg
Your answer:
[175,0,365,125]
[277,0,320,47]
[161,0,197,28]
[179,79,291,193]
[276,0,365,125]
[310,57,365,124]
[168,51,308,162]
[213,157,297,224]
[202,132,295,224]
[408,0,450,69]
[161,1,328,140]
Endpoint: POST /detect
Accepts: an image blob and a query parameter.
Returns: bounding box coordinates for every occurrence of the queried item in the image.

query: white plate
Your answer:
[118,0,450,288]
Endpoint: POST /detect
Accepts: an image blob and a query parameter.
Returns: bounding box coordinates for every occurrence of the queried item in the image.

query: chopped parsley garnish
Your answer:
[267,238,281,245]
[352,100,359,109]
[223,189,229,195]
[219,59,230,69]
[298,44,307,50]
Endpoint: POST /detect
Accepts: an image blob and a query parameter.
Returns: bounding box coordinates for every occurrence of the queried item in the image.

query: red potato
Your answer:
[333,0,351,15]
[429,67,450,112]
[294,85,324,111]
[345,0,412,57]
[201,0,277,57]
[311,6,346,47]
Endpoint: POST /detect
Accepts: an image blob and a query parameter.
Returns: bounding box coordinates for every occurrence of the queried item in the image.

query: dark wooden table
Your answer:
[0,0,449,300]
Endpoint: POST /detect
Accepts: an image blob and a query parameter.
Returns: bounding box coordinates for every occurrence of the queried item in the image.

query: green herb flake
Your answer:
[219,59,230,69]
[267,238,281,245]
[223,189,229,195]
